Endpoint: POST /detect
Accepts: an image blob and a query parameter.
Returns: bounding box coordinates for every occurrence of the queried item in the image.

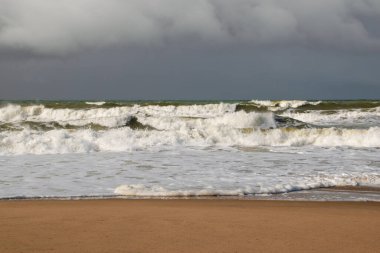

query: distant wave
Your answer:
[249,100,321,111]
[85,101,106,106]
[281,107,380,127]
[239,100,380,112]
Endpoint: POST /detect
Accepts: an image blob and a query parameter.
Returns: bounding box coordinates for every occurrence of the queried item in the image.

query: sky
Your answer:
[1,0,380,100]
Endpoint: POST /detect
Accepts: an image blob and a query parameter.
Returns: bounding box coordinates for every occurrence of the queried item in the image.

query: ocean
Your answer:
[0,100,379,200]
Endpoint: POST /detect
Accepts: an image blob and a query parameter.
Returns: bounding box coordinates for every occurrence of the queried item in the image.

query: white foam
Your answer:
[1,103,380,155]
[0,103,236,127]
[281,107,380,127]
[250,100,321,111]
[1,102,380,200]
[114,184,247,197]
[1,124,380,155]
[114,174,380,197]
[1,142,379,200]
[85,101,106,106]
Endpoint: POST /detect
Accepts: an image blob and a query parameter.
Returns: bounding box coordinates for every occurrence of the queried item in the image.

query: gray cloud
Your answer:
[1,45,379,100]
[0,0,380,55]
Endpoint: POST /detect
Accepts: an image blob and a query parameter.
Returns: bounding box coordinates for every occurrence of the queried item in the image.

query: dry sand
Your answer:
[1,199,379,253]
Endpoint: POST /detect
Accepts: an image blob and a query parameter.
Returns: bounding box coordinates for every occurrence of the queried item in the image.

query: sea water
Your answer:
[0,100,379,200]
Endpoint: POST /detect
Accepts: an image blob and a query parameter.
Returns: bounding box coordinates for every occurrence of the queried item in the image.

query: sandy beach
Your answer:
[1,199,379,253]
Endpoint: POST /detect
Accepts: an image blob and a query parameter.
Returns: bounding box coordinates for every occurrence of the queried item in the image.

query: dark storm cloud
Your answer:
[0,0,379,100]
[1,45,379,100]
[0,0,380,55]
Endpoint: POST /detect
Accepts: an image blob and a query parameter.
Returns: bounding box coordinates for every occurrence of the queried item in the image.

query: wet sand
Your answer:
[1,199,379,253]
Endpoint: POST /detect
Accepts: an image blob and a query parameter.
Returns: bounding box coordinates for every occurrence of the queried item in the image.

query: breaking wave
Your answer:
[1,124,379,155]
[0,100,380,155]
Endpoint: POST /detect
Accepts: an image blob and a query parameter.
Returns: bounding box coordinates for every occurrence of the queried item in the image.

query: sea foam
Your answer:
[114,174,380,197]
[0,100,379,201]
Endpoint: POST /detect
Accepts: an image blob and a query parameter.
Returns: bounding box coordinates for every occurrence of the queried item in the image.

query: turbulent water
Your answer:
[0,100,379,200]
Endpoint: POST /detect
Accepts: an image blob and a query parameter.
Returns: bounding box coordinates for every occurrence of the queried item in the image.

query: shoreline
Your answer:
[1,185,379,201]
[1,199,379,253]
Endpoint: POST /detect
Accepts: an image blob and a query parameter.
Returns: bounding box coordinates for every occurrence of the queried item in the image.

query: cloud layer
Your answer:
[0,0,380,54]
